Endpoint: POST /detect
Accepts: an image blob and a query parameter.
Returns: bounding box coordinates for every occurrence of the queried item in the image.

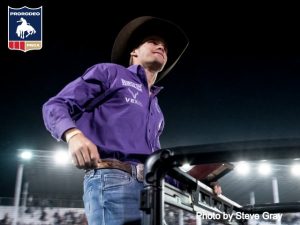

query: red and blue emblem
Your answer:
[8,6,43,52]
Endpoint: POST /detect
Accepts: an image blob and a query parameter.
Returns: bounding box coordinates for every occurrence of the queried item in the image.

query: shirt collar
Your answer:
[127,65,164,95]
[127,64,143,76]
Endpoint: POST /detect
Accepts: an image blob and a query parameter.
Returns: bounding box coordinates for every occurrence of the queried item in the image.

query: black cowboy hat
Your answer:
[111,16,189,82]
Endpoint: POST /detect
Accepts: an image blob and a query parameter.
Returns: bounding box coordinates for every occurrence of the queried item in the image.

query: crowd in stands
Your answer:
[0,206,87,225]
[1,203,300,224]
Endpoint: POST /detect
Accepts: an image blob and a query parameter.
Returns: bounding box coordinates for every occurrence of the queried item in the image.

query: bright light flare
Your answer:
[291,164,300,176]
[258,162,271,176]
[235,161,250,175]
[179,163,194,172]
[54,150,70,165]
[20,150,32,160]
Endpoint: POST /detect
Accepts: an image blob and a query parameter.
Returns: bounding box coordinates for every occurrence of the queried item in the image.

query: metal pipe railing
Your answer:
[141,138,300,225]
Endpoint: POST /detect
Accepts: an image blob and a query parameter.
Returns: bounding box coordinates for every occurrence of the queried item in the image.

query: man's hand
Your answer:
[65,129,100,169]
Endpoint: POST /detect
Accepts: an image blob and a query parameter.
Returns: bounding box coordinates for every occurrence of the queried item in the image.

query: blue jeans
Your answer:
[83,166,143,225]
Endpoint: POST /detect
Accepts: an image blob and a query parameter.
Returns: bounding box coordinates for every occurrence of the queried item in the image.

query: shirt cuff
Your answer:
[53,118,77,141]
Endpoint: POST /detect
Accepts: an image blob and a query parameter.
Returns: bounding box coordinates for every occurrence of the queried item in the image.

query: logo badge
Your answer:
[8,6,43,52]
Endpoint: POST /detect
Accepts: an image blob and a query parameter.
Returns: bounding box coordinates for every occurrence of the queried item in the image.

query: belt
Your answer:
[94,159,144,181]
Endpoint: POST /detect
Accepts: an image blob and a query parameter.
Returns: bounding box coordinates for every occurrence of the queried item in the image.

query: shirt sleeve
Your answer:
[42,63,112,141]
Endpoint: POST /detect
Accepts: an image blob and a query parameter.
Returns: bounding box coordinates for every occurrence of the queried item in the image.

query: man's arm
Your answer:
[42,64,112,169]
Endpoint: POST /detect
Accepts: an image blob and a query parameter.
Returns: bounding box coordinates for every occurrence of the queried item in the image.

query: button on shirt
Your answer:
[42,63,165,161]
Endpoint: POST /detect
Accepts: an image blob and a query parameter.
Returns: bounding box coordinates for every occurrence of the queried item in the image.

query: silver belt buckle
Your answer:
[136,163,144,182]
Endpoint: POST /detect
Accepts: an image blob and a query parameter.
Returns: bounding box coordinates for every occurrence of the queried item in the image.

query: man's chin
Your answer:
[147,61,166,72]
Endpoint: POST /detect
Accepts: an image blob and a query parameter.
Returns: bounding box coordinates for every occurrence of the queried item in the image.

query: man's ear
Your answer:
[130,49,137,57]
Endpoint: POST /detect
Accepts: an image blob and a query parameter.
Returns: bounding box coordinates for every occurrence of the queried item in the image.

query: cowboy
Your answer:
[42,16,188,225]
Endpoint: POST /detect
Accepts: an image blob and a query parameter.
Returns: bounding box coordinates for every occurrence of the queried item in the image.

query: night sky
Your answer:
[1,1,300,198]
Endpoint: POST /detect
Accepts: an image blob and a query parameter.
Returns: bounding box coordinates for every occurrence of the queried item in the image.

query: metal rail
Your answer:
[141,138,300,225]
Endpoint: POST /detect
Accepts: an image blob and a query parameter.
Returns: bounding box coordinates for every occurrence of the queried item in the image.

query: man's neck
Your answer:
[143,69,158,91]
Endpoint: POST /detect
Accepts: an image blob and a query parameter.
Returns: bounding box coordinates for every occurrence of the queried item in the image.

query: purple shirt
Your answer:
[42,63,164,162]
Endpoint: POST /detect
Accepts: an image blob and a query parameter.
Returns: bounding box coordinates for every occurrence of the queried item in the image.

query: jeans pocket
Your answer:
[103,171,132,190]
[83,170,99,191]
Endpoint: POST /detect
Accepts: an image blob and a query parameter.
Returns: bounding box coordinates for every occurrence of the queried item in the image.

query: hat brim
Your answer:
[111,16,189,82]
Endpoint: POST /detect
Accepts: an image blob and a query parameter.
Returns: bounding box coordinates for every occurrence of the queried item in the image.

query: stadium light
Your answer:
[235,161,250,175]
[258,161,272,176]
[291,164,300,176]
[13,147,70,225]
[54,150,71,165]
[19,150,32,160]
[14,149,33,225]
